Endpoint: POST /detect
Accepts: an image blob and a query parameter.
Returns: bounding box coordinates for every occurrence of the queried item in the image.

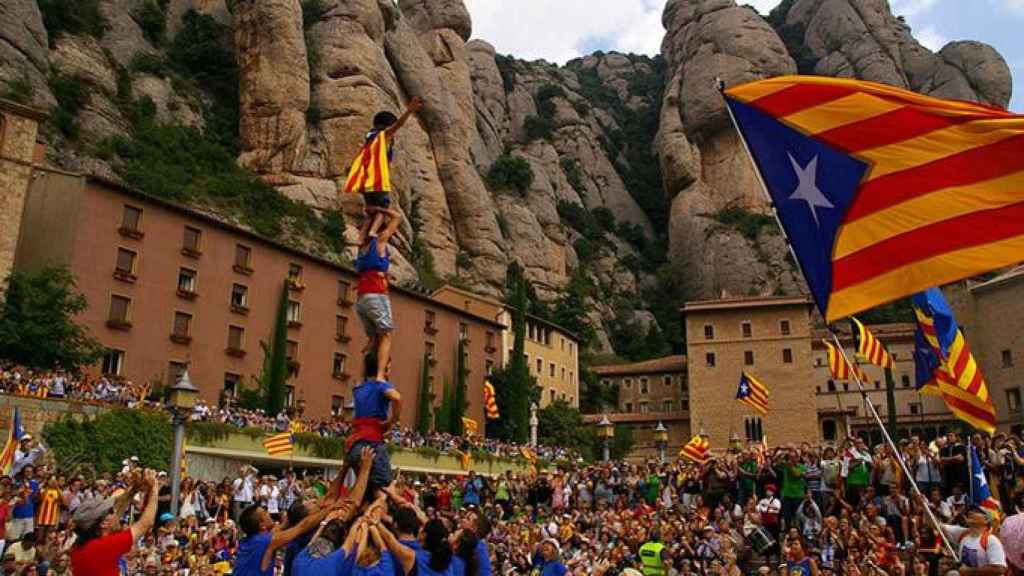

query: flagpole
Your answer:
[719,81,958,560]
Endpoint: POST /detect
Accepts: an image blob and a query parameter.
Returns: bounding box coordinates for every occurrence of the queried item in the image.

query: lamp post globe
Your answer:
[166,370,199,517]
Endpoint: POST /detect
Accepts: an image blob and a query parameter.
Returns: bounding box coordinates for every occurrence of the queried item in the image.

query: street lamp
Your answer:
[729,431,743,452]
[167,370,199,517]
[653,421,668,463]
[529,403,539,447]
[597,415,615,462]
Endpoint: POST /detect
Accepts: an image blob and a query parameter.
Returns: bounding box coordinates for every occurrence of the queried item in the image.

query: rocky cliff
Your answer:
[0,0,1012,355]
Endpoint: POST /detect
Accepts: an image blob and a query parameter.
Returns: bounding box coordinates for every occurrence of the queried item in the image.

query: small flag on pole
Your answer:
[852,318,894,370]
[483,380,500,420]
[823,339,869,382]
[971,444,1001,520]
[262,432,294,457]
[0,409,24,475]
[679,435,710,465]
[736,372,769,415]
[913,288,996,434]
[461,417,479,437]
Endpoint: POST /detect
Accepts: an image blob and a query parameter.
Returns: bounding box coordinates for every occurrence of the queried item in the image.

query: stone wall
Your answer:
[0,102,43,285]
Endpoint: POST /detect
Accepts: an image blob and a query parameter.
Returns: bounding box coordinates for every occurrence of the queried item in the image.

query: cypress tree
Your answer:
[506,263,533,443]
[434,378,452,434]
[451,339,468,435]
[264,279,289,416]
[416,353,433,434]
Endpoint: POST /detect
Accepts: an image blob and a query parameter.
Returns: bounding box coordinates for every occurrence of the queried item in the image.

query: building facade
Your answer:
[587,356,689,460]
[0,99,46,285]
[684,296,818,448]
[432,285,580,408]
[811,324,957,445]
[14,170,503,424]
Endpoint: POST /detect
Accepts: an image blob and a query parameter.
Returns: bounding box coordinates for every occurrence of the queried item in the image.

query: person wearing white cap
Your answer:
[531,538,567,576]
[69,469,161,576]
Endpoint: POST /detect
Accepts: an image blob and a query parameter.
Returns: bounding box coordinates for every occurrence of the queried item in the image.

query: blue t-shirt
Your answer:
[356,238,391,275]
[355,551,396,576]
[293,546,354,576]
[12,479,38,519]
[476,540,492,576]
[416,550,466,576]
[285,532,318,576]
[531,553,567,576]
[353,380,395,421]
[234,533,274,576]
[395,540,420,576]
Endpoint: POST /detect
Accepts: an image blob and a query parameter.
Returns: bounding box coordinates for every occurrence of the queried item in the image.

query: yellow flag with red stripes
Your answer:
[852,318,894,370]
[483,380,499,420]
[823,339,869,382]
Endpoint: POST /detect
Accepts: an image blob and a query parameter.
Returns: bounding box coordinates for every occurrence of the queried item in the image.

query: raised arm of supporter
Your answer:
[384,484,428,526]
[260,486,347,570]
[343,447,375,516]
[342,517,368,556]
[371,522,415,575]
[130,470,160,542]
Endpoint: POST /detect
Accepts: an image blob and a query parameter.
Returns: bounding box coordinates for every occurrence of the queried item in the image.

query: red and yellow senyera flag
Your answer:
[343,131,392,194]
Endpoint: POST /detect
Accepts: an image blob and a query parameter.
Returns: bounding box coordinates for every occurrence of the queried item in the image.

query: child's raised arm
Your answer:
[385,97,424,137]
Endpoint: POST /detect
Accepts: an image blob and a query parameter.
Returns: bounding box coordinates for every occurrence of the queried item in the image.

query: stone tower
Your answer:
[0,99,45,285]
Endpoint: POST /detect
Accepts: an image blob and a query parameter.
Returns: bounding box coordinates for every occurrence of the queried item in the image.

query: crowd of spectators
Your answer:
[0,428,1019,575]
[0,367,577,463]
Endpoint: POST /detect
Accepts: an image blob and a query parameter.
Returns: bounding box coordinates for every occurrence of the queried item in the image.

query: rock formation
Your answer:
[0,0,1013,355]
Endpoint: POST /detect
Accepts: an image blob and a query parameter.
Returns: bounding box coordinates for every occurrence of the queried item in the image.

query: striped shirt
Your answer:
[36,488,61,526]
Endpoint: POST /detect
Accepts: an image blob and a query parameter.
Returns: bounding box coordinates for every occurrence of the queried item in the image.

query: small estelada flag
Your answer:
[736,371,769,415]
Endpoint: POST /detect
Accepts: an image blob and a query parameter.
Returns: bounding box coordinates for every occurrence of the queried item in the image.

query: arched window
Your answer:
[822,419,837,442]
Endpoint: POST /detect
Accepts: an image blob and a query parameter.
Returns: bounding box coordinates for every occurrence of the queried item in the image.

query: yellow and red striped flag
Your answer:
[913,288,996,433]
[343,131,392,194]
[823,339,869,383]
[735,372,769,415]
[852,318,894,370]
[679,435,710,465]
[461,417,479,437]
[724,76,1024,323]
[262,432,294,457]
[0,409,24,475]
[483,380,499,420]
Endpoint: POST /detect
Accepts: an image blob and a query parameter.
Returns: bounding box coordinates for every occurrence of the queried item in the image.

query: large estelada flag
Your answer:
[912,287,996,433]
[724,76,1024,323]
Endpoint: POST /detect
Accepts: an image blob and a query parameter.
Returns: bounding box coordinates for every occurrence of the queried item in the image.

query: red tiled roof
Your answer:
[683,295,812,312]
[591,355,686,376]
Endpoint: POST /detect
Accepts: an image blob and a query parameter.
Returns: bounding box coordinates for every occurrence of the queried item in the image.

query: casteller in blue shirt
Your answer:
[235,532,274,576]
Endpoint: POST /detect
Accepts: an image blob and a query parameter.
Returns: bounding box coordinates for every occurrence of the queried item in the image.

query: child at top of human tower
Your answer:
[340,96,424,381]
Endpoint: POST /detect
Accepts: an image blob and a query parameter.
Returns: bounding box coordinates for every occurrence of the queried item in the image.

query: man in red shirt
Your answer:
[70,469,160,575]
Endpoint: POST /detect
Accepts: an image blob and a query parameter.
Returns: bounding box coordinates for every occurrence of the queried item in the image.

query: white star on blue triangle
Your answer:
[787,153,834,228]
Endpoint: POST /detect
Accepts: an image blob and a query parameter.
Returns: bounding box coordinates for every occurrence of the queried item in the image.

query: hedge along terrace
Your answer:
[42,409,540,476]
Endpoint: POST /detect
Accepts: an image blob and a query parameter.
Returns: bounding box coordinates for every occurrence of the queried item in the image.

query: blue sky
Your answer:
[465,0,1021,111]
